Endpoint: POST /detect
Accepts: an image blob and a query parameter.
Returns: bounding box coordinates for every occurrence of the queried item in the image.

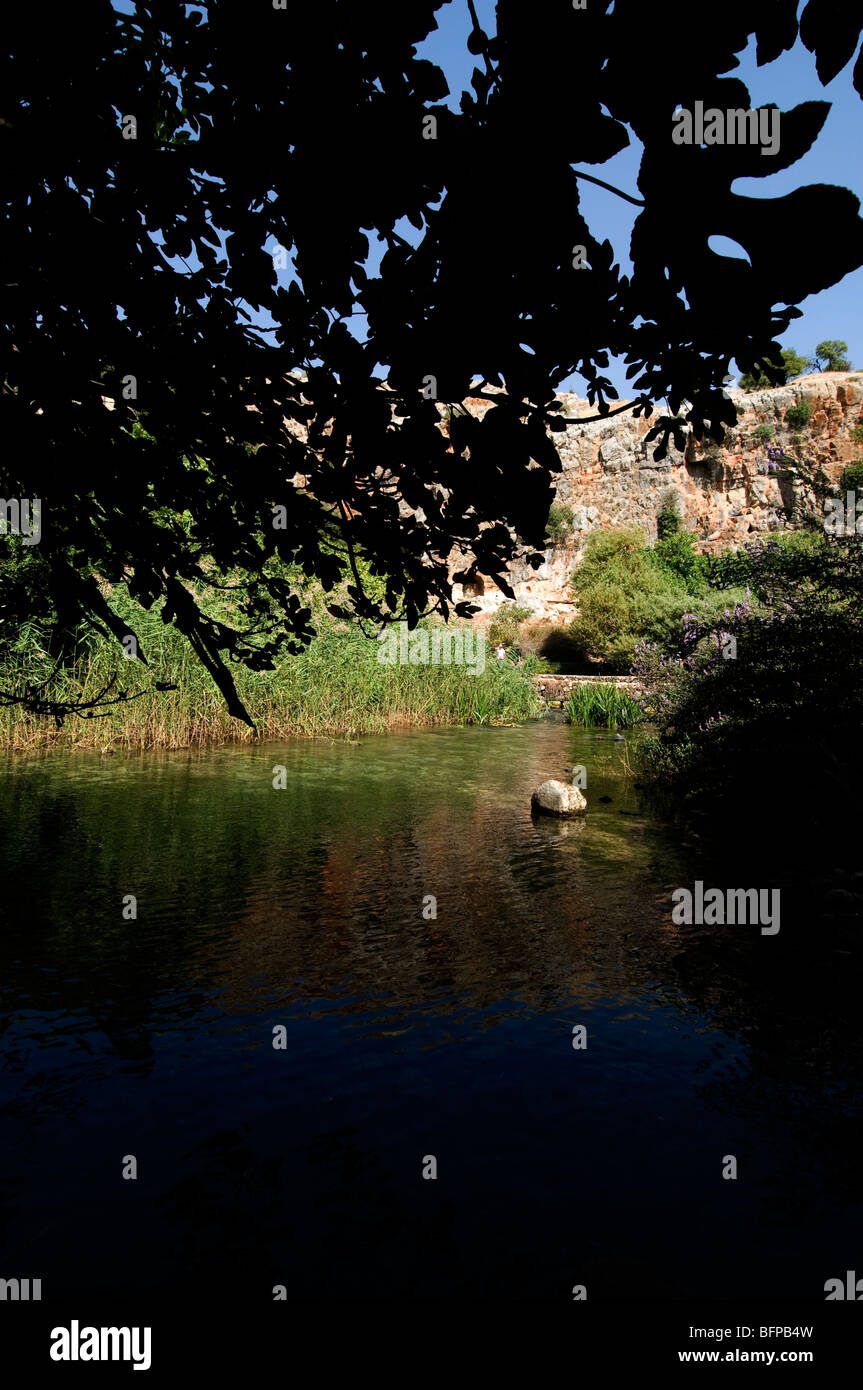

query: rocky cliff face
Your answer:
[451,371,863,623]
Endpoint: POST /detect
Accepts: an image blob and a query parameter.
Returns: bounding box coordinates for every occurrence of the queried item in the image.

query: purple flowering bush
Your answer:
[632,532,863,808]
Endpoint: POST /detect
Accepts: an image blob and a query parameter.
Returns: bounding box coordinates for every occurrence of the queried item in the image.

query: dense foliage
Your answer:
[632,532,863,826]
[656,489,683,540]
[785,400,814,429]
[738,346,811,389]
[811,339,852,372]
[738,340,854,389]
[567,526,745,671]
[488,602,534,650]
[4,0,863,721]
[840,460,863,492]
[0,608,540,748]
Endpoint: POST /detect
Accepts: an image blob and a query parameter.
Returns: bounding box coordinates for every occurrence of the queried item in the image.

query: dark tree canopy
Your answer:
[2,0,862,721]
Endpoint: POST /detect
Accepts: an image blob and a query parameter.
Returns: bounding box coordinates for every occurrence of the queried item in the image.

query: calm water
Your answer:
[0,722,860,1300]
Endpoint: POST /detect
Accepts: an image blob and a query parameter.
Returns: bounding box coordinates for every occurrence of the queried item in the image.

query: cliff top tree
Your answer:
[812,339,853,371]
[3,0,863,722]
[738,346,812,389]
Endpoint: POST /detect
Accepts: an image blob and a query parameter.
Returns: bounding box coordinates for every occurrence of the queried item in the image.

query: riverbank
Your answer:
[0,626,543,751]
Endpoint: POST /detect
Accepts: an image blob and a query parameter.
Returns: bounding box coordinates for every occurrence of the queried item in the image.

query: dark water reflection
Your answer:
[0,722,860,1299]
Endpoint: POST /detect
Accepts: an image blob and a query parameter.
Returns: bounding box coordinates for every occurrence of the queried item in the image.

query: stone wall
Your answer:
[451,371,863,624]
[534,673,643,701]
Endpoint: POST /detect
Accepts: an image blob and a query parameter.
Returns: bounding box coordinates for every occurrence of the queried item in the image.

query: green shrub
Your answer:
[785,400,813,430]
[568,526,749,671]
[568,527,690,671]
[521,653,553,674]
[840,460,863,493]
[488,602,533,649]
[849,424,863,445]
[545,501,575,546]
[647,529,706,595]
[568,585,647,672]
[570,525,647,584]
[753,423,774,441]
[781,348,813,380]
[701,528,822,591]
[656,487,682,538]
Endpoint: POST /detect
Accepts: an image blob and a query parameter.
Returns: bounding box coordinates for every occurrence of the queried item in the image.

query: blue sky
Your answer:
[418,0,863,396]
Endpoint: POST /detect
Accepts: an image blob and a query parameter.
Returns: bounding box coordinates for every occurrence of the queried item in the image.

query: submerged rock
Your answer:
[531,780,588,817]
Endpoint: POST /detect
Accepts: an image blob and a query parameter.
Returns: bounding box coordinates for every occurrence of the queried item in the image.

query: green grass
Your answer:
[0,616,543,750]
[565,682,643,729]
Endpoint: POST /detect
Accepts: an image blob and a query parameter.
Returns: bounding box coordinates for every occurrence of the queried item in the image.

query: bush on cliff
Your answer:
[785,400,814,430]
[737,341,852,390]
[656,490,683,539]
[567,527,743,672]
[647,528,707,595]
[545,503,575,547]
[568,527,696,672]
[840,460,863,493]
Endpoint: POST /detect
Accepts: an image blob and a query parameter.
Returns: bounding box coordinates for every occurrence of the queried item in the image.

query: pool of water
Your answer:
[1,722,860,1299]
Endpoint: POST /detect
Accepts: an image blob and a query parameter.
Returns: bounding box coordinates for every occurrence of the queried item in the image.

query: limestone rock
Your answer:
[447,371,863,625]
[531,780,588,817]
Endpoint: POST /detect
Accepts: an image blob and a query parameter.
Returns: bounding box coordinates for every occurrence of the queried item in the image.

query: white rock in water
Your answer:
[531,780,588,817]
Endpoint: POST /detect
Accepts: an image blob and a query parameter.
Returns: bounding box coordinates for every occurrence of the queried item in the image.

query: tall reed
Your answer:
[565,682,643,729]
[0,617,541,750]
